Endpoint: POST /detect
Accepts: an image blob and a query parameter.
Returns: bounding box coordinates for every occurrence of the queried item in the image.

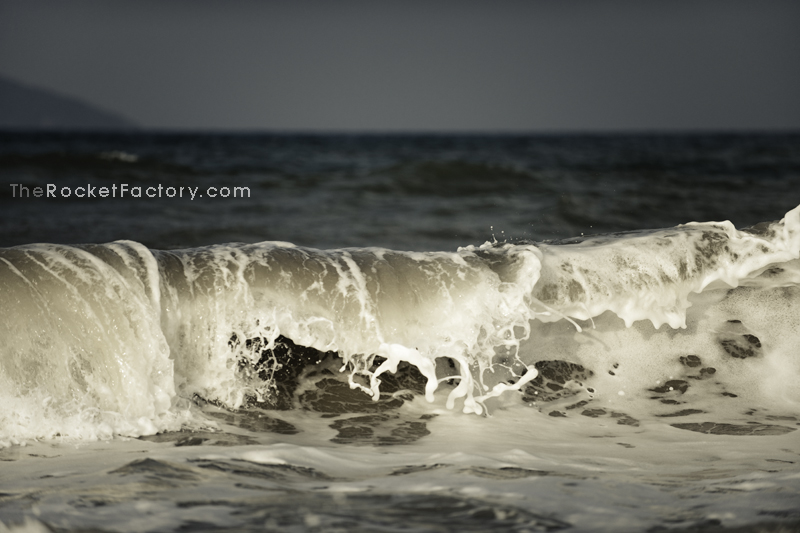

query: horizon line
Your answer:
[2,126,799,136]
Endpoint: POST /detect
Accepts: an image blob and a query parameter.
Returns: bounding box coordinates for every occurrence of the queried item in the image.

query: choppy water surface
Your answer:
[2,132,799,250]
[1,133,799,532]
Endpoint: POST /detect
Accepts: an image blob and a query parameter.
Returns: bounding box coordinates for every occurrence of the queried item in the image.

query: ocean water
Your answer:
[1,132,800,532]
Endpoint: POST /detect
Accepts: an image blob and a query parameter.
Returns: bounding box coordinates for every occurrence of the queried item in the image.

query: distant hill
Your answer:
[0,75,137,131]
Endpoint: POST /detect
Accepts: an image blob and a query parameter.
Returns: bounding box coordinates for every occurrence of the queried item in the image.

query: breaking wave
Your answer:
[1,205,799,445]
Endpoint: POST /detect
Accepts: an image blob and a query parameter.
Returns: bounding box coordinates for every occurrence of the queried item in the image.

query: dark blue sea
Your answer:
[1,132,800,532]
[2,132,799,250]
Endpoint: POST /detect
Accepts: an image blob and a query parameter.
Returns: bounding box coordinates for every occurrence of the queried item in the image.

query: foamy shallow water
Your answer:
[2,205,800,532]
[1,403,799,532]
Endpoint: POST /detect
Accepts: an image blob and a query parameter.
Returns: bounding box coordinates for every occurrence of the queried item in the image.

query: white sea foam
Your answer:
[99,151,139,163]
[1,206,799,444]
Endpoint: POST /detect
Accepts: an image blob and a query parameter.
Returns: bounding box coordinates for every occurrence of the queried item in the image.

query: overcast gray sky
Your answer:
[1,0,798,132]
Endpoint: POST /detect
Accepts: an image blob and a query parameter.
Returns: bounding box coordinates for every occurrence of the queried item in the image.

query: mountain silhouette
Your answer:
[0,75,137,130]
